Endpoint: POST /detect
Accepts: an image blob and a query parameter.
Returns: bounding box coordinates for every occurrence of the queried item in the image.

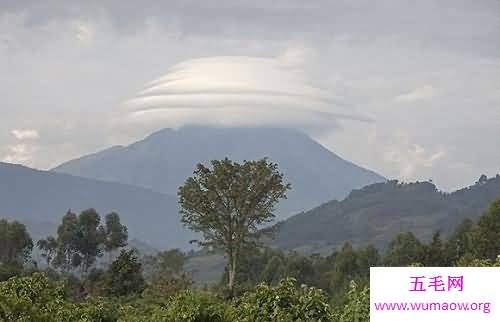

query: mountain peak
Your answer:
[53,127,385,219]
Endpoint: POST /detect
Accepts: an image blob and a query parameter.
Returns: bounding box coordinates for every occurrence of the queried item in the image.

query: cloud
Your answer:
[0,0,498,191]
[394,85,436,103]
[385,144,445,179]
[2,129,40,165]
[11,129,39,140]
[73,21,94,45]
[117,55,369,133]
[1,1,498,57]
[2,144,38,164]
[382,131,446,179]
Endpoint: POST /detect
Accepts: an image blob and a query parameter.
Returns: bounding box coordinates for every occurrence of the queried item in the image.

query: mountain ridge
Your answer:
[0,161,190,248]
[53,126,386,219]
[273,175,500,254]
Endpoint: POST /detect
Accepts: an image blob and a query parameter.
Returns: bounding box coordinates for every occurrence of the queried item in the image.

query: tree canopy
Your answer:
[0,219,33,266]
[179,158,290,295]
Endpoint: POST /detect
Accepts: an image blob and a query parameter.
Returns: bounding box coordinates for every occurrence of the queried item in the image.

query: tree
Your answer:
[146,248,186,280]
[284,252,316,286]
[178,158,290,296]
[104,249,145,297]
[356,245,380,276]
[329,242,362,305]
[473,199,500,260]
[52,210,80,272]
[52,209,106,273]
[74,209,105,273]
[0,219,33,266]
[444,218,476,264]
[261,255,286,284]
[383,232,425,266]
[37,236,58,267]
[40,209,121,274]
[424,231,448,266]
[103,212,128,263]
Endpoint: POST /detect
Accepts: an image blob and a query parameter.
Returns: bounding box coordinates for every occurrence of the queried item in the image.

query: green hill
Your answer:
[273,175,500,254]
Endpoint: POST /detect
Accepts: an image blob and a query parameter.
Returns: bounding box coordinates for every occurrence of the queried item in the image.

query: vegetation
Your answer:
[232,278,333,322]
[0,159,499,321]
[0,219,33,265]
[178,158,290,295]
[103,212,128,264]
[104,249,146,297]
[274,175,500,253]
[40,209,128,274]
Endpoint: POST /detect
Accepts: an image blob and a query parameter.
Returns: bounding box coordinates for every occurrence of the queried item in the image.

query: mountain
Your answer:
[0,162,190,248]
[273,175,500,254]
[53,127,385,218]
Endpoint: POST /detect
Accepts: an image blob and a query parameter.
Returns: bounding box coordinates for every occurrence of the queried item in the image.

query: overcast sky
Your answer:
[1,0,499,191]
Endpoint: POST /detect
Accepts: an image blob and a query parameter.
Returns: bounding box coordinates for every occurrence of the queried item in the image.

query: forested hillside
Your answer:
[273,175,500,253]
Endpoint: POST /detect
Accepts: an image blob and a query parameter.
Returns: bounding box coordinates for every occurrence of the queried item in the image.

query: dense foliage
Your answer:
[0,219,33,266]
[179,158,290,295]
[0,273,117,322]
[232,278,333,322]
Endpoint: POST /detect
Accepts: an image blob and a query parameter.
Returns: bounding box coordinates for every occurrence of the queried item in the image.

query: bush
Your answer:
[151,290,230,322]
[333,281,369,322]
[232,278,334,322]
[76,297,119,322]
[142,275,193,300]
[0,272,75,321]
[0,273,120,322]
[456,256,500,267]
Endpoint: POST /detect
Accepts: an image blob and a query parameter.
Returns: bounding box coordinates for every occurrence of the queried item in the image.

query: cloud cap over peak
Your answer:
[117,55,368,133]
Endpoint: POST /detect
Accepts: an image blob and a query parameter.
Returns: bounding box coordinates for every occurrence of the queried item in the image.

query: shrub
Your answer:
[333,281,369,322]
[456,256,500,267]
[142,274,193,300]
[151,290,230,322]
[0,273,120,322]
[232,278,334,322]
[0,272,75,321]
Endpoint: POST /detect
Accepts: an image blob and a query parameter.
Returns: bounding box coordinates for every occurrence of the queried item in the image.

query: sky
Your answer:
[1,0,499,191]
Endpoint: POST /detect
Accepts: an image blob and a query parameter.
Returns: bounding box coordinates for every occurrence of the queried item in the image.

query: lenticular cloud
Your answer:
[118,56,365,131]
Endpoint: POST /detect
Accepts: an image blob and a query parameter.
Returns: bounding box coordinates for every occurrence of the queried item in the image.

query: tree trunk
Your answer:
[227,249,238,298]
[228,267,235,296]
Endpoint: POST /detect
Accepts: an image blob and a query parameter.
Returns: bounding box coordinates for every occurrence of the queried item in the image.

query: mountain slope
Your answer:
[0,162,190,248]
[273,175,500,253]
[53,127,385,218]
